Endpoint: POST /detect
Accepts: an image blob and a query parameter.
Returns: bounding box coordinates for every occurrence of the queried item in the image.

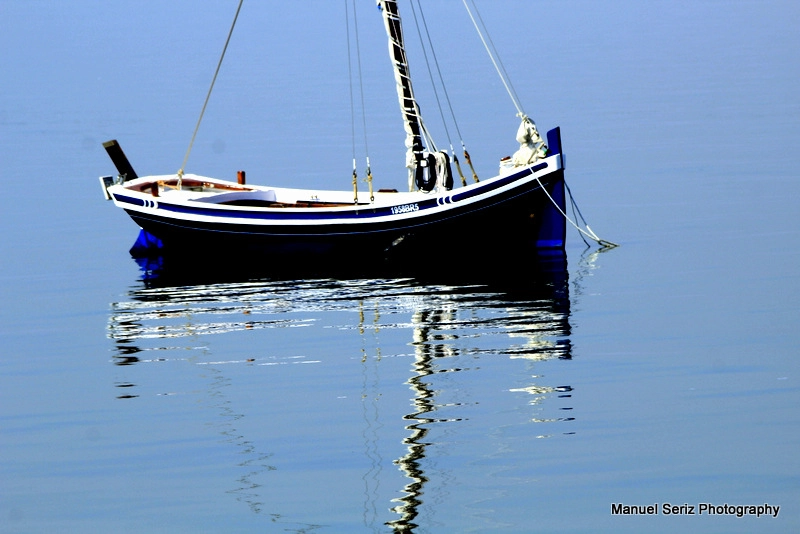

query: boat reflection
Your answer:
[107,249,572,530]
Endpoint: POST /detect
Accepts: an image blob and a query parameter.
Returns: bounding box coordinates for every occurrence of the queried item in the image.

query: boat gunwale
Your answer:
[125,169,563,238]
[108,155,560,220]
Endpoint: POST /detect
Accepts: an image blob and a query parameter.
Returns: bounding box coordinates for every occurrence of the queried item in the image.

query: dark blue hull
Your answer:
[109,127,568,259]
[126,170,565,258]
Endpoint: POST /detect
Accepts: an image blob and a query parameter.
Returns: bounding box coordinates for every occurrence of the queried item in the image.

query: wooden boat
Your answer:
[99,1,569,258]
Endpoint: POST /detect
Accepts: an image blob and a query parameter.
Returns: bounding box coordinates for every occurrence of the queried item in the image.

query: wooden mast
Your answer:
[378,0,425,184]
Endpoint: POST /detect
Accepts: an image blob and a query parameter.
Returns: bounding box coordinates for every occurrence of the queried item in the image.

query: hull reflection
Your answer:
[130,241,568,291]
[107,249,572,529]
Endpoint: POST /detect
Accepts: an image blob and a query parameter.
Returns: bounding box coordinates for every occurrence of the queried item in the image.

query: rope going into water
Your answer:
[462,1,616,248]
[177,0,244,188]
[533,173,619,249]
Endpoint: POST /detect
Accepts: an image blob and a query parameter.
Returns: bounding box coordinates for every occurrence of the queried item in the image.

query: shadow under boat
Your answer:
[130,228,569,296]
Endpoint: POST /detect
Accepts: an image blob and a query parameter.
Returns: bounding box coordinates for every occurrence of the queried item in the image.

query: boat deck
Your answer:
[121,176,402,209]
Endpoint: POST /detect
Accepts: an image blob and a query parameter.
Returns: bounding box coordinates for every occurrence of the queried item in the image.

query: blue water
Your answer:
[2,1,800,532]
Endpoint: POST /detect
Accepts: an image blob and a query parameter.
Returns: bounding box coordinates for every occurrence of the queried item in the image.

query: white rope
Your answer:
[462,0,524,117]
[177,0,244,187]
[462,1,614,248]
[532,172,619,249]
[409,1,452,149]
[351,2,374,202]
[345,0,358,201]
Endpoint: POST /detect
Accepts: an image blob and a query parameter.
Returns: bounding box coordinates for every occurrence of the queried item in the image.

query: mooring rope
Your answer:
[177,0,244,188]
[462,1,615,248]
[533,173,619,249]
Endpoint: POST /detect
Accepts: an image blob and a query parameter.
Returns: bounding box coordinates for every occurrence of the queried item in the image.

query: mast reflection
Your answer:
[108,249,572,531]
[385,255,572,531]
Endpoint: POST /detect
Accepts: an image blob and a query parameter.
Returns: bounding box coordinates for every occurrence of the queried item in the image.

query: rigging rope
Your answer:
[354,0,373,201]
[409,0,475,185]
[408,3,452,149]
[462,0,524,118]
[347,0,373,202]
[345,1,358,202]
[462,2,614,248]
[177,0,244,188]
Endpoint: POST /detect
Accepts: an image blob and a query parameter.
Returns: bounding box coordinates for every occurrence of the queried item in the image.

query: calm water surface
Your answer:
[2,1,800,533]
